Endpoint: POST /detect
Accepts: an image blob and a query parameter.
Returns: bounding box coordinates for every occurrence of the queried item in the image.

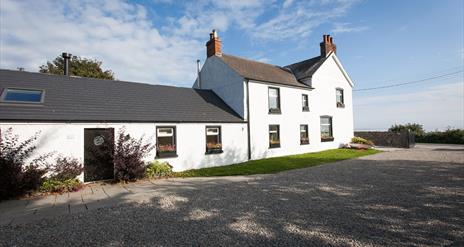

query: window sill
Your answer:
[302,106,310,112]
[205,149,223,155]
[336,102,345,108]
[269,144,281,149]
[321,137,334,142]
[300,142,310,145]
[268,108,281,114]
[156,152,178,158]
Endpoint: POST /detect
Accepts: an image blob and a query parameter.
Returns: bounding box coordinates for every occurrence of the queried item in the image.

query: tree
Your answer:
[389,123,425,136]
[39,55,114,80]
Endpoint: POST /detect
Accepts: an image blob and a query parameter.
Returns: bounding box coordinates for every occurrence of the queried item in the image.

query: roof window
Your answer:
[0,88,44,104]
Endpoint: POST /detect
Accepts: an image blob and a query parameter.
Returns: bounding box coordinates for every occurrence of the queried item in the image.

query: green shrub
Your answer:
[351,136,374,146]
[389,123,425,136]
[40,178,83,193]
[416,128,464,144]
[145,161,173,178]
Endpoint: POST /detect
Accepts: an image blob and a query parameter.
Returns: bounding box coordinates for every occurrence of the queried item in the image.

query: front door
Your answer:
[84,128,114,182]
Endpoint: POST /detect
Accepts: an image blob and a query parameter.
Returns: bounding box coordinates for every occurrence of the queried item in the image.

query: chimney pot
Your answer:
[320,34,336,57]
[206,29,222,58]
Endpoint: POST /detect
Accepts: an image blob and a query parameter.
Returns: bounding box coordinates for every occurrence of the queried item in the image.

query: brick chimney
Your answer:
[206,29,222,57]
[320,34,336,57]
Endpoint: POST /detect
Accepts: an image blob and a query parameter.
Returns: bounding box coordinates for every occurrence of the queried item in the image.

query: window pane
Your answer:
[157,137,175,151]
[336,89,344,103]
[320,117,333,139]
[157,128,173,137]
[321,117,330,125]
[2,89,43,103]
[300,125,309,144]
[302,94,308,107]
[206,127,222,152]
[269,125,280,147]
[206,127,219,135]
[157,127,176,155]
[268,88,280,110]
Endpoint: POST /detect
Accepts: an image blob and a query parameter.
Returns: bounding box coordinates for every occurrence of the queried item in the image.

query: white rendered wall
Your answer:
[193,56,246,118]
[247,55,354,159]
[310,54,354,147]
[0,122,248,181]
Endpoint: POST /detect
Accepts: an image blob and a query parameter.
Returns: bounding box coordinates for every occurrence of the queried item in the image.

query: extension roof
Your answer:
[0,69,244,123]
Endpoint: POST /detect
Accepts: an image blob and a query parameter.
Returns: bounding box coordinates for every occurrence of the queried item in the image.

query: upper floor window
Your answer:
[320,116,334,142]
[156,126,177,158]
[300,124,309,145]
[269,125,280,148]
[268,87,281,114]
[0,88,44,104]
[206,126,223,154]
[302,94,309,111]
[336,88,344,108]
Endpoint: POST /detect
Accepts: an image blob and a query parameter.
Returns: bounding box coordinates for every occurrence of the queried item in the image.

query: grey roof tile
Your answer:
[0,69,244,123]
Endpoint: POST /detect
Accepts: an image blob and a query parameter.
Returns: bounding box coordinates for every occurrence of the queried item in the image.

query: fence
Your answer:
[354,130,415,148]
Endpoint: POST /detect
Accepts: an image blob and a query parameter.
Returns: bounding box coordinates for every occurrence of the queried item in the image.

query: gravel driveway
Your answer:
[1,144,463,246]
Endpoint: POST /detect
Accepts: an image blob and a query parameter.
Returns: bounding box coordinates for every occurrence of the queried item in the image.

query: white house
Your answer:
[0,31,354,182]
[194,31,354,159]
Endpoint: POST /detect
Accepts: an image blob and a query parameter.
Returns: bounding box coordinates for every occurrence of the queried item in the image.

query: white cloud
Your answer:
[0,0,202,87]
[354,82,464,131]
[0,0,362,86]
[332,22,369,33]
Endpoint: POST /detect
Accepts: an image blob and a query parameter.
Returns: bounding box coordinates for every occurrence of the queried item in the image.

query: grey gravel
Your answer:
[0,144,463,246]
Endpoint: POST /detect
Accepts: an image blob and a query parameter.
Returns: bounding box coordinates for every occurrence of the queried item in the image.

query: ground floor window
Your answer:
[320,116,333,142]
[269,125,280,148]
[300,124,309,145]
[156,126,177,158]
[206,126,223,154]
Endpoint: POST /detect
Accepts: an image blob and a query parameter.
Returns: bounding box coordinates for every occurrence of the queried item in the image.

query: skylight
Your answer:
[1,88,44,103]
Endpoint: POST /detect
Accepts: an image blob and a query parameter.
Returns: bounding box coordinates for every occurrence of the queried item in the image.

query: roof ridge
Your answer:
[0,69,206,91]
[221,53,285,69]
[284,55,322,68]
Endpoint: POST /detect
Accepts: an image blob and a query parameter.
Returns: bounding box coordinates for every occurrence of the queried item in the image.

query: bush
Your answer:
[416,128,464,144]
[145,161,173,178]
[40,178,83,193]
[389,123,425,136]
[0,128,51,200]
[114,127,156,182]
[351,136,374,146]
[51,157,83,181]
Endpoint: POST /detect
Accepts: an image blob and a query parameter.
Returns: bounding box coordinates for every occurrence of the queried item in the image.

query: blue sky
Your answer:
[1,0,463,130]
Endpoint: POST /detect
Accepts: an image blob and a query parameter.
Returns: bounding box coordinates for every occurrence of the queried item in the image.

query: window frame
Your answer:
[302,94,309,112]
[268,87,281,114]
[300,124,309,145]
[0,88,45,104]
[269,124,281,148]
[320,116,334,142]
[156,126,177,158]
[336,88,345,108]
[205,126,223,154]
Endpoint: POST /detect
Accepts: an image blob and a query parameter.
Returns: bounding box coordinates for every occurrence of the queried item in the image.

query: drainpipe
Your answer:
[246,79,251,160]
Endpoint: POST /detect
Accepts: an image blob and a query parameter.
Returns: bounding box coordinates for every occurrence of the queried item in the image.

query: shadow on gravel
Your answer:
[1,158,463,246]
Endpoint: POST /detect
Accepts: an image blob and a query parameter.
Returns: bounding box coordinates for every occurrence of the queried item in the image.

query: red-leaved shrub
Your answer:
[51,157,83,181]
[0,128,51,200]
[113,127,155,181]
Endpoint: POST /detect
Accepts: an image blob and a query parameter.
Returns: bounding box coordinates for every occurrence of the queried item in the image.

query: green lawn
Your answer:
[175,148,381,177]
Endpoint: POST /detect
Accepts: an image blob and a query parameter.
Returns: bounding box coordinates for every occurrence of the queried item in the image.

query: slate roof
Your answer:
[284,56,326,81]
[0,69,244,123]
[218,54,309,88]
